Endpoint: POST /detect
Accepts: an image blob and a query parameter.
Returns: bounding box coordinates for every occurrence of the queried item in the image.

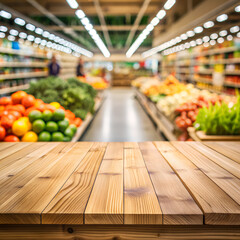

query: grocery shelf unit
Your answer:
[161,45,240,95]
[134,87,177,141]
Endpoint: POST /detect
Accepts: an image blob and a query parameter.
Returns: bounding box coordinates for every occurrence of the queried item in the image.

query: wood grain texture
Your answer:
[124,142,139,149]
[0,142,91,224]
[203,142,240,164]
[85,142,123,224]
[190,142,240,179]
[124,148,162,224]
[104,142,123,160]
[0,225,240,240]
[0,143,16,152]
[42,142,106,224]
[173,142,240,205]
[139,142,203,225]
[154,142,240,225]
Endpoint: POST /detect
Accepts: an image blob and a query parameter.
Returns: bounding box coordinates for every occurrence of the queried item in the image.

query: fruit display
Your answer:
[0,91,82,142]
[27,77,96,120]
[194,94,240,135]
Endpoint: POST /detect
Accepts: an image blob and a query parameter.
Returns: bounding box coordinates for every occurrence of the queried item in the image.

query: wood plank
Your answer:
[154,142,240,225]
[104,142,123,160]
[203,142,240,164]
[124,148,162,224]
[173,142,240,206]
[124,142,139,149]
[0,225,240,240]
[216,142,240,154]
[190,142,240,179]
[0,143,16,152]
[0,142,92,224]
[0,143,31,161]
[139,142,203,225]
[85,143,123,224]
[42,142,107,224]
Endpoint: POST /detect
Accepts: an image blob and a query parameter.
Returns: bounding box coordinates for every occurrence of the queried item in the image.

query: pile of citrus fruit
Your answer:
[0,91,82,142]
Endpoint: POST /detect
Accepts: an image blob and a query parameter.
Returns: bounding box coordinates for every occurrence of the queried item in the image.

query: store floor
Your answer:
[81,87,164,142]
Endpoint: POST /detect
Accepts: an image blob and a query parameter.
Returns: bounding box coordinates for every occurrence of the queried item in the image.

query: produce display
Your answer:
[27,77,96,120]
[0,91,82,142]
[78,75,108,90]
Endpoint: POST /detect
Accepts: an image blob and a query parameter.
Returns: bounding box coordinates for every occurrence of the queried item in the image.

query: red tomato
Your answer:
[21,95,36,108]
[0,97,12,106]
[9,111,21,119]
[4,135,20,142]
[185,118,192,127]
[1,114,16,129]
[0,126,6,141]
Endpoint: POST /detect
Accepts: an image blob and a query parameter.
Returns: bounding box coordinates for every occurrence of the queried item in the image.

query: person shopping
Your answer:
[76,57,85,77]
[48,55,61,77]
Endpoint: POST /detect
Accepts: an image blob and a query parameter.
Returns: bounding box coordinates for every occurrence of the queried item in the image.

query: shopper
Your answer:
[76,57,85,77]
[48,55,61,77]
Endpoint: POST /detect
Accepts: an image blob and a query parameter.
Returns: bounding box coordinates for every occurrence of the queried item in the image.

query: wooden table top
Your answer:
[0,141,239,225]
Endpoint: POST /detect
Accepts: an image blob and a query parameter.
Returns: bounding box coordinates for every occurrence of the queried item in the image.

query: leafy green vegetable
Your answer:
[27,77,97,120]
[194,94,240,135]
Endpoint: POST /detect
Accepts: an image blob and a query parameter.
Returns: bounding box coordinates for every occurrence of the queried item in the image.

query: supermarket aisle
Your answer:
[81,87,163,141]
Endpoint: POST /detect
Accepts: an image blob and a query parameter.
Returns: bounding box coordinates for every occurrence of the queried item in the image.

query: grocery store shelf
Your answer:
[192,77,240,88]
[0,62,47,68]
[194,47,239,57]
[0,71,47,80]
[0,84,29,95]
[0,47,48,59]
[71,93,105,142]
[194,58,240,65]
[135,88,177,141]
[194,69,213,74]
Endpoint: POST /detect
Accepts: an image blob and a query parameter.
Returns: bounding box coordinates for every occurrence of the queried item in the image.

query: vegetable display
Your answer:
[194,94,240,135]
[27,77,96,120]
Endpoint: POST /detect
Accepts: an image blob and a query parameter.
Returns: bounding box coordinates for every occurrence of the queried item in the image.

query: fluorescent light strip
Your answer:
[66,0,79,9]
[126,0,176,58]
[14,18,25,26]
[0,10,11,19]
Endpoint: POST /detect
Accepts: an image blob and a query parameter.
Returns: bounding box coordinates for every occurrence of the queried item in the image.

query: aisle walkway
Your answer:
[81,87,163,142]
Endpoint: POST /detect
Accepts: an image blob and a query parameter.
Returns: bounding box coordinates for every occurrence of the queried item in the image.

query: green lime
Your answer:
[32,119,45,133]
[52,109,65,121]
[42,110,52,122]
[28,110,42,122]
[58,119,69,133]
[64,127,74,138]
[38,131,51,142]
[69,124,77,134]
[52,132,64,142]
[63,136,71,142]
[45,121,58,132]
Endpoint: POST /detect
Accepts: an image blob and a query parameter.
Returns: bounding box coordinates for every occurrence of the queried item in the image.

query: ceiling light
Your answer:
[237,32,240,38]
[194,26,203,34]
[19,32,27,39]
[0,26,7,32]
[89,29,97,36]
[42,31,50,38]
[190,40,196,47]
[85,23,93,31]
[210,40,216,45]
[14,18,25,26]
[0,10,11,19]
[81,17,90,26]
[180,33,188,40]
[230,26,239,33]
[164,0,176,10]
[27,35,35,41]
[49,34,55,40]
[235,5,240,12]
[186,30,195,37]
[203,42,209,48]
[40,40,47,46]
[146,24,154,32]
[184,42,190,48]
[227,35,233,41]
[0,32,5,38]
[196,39,203,45]
[151,17,160,26]
[219,30,227,37]
[34,37,41,44]
[35,27,43,35]
[217,37,224,44]
[8,35,15,41]
[216,14,228,22]
[203,21,214,29]
[210,33,218,39]
[54,36,60,42]
[157,10,166,19]
[66,0,79,9]
[203,36,210,42]
[26,23,35,31]
[175,37,181,43]
[75,9,85,19]
[9,29,18,36]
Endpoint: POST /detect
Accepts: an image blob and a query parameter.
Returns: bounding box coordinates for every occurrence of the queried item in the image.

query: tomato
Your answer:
[21,95,36,108]
[44,104,56,112]
[0,126,6,141]
[181,111,187,118]
[178,120,186,129]
[188,111,195,119]
[6,105,25,115]
[1,114,16,129]
[11,91,27,104]
[4,135,20,142]
[9,111,21,119]
[74,117,82,127]
[0,97,12,106]
[185,118,192,127]
[0,110,9,117]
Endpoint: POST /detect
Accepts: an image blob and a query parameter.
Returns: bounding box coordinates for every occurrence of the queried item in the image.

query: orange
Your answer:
[18,117,32,130]
[21,95,36,108]
[11,91,27,104]
[22,131,38,142]
[12,120,29,137]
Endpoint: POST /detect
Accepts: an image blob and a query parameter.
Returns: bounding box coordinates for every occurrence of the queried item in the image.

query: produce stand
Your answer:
[71,91,105,142]
[188,127,240,141]
[134,88,177,141]
[0,141,239,239]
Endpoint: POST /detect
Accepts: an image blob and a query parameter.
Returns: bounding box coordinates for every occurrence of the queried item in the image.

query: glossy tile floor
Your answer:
[81,87,163,142]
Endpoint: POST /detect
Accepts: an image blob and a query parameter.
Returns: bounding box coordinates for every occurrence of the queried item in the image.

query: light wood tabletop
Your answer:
[0,141,239,239]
